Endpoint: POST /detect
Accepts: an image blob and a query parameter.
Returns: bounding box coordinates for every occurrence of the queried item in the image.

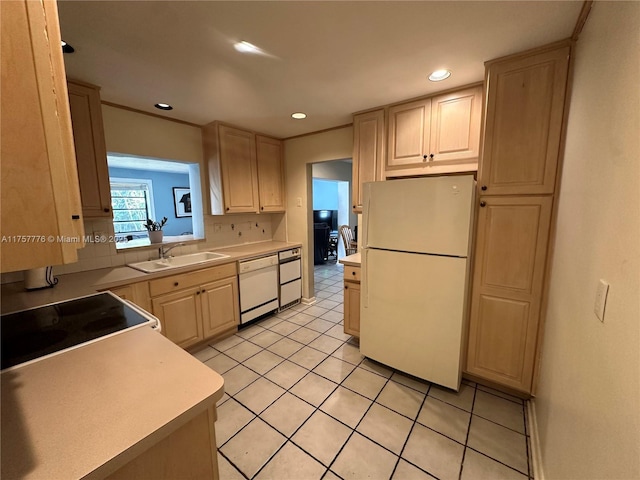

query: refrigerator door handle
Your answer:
[364,185,371,249]
[362,248,369,309]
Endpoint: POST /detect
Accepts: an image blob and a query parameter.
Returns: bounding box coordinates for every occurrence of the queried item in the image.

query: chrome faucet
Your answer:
[159,243,185,259]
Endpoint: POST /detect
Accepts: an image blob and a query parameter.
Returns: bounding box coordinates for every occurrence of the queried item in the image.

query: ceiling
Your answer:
[57,1,582,139]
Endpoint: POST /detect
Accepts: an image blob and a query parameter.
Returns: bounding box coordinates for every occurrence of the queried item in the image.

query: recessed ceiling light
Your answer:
[428,69,451,82]
[61,40,75,53]
[291,112,307,119]
[234,41,263,55]
[154,103,173,111]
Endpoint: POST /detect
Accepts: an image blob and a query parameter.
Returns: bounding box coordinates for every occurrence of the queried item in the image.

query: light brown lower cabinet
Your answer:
[466,195,553,393]
[343,266,361,337]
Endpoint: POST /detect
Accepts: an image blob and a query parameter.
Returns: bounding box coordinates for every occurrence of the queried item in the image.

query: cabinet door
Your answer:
[218,125,259,213]
[152,287,203,349]
[200,276,240,339]
[430,85,482,164]
[466,196,553,393]
[386,98,431,170]
[67,81,112,217]
[343,280,360,337]
[256,135,285,213]
[1,0,84,273]
[479,45,570,195]
[352,109,384,213]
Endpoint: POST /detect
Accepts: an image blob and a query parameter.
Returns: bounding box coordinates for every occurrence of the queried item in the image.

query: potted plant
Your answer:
[145,217,167,244]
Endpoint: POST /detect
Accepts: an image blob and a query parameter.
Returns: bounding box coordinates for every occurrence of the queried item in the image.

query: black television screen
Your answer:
[313,210,338,231]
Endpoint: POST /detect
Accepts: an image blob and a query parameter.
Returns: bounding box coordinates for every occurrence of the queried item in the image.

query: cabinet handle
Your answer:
[352,205,356,209]
[201,290,205,294]
[196,291,200,295]
[71,215,80,220]
[344,285,348,289]
[481,185,487,191]
[174,282,179,286]
[103,207,110,213]
[226,207,230,211]
[352,271,356,275]
[260,206,264,210]
[423,155,428,161]
[430,153,434,159]
[480,201,486,207]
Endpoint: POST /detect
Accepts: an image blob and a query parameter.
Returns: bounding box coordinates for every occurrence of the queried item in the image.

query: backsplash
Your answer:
[1,213,276,284]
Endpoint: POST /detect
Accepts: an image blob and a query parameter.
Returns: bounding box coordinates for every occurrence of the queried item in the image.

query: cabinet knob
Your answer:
[430,153,434,159]
[352,271,356,275]
[196,291,200,295]
[344,285,348,290]
[260,206,264,211]
[480,201,486,207]
[423,155,428,161]
[103,207,110,213]
[226,207,230,211]
[71,215,80,220]
[481,185,487,191]
[352,205,356,209]
[174,282,179,287]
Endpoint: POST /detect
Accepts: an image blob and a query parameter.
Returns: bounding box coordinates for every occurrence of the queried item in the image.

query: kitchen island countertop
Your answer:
[1,327,224,480]
[339,252,361,267]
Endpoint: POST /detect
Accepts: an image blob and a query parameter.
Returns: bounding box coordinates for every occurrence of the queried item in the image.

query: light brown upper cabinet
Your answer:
[386,85,482,177]
[1,0,84,273]
[466,196,553,392]
[204,122,285,215]
[478,45,570,195]
[67,81,112,217]
[256,135,286,213]
[352,109,385,213]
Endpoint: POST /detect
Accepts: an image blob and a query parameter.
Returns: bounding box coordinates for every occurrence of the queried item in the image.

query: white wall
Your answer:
[534,3,640,479]
[284,127,353,299]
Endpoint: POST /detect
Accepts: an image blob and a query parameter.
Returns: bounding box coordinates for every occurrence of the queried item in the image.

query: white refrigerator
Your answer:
[360,175,476,391]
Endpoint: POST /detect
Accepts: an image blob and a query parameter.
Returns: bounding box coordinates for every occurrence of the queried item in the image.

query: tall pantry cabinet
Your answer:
[466,42,571,394]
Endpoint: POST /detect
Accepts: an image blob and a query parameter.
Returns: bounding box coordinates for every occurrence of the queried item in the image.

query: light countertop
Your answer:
[339,252,361,267]
[1,240,301,314]
[0,327,224,480]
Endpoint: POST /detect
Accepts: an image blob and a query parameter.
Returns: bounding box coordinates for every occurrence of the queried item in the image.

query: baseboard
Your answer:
[302,296,316,305]
[527,399,545,480]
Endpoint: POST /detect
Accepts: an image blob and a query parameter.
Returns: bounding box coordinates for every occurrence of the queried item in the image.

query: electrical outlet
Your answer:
[213,223,222,233]
[594,279,609,322]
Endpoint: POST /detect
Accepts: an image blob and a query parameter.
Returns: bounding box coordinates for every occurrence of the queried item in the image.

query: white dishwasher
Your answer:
[238,255,279,325]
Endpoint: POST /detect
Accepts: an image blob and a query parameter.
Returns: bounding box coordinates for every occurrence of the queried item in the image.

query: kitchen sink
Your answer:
[127,252,230,273]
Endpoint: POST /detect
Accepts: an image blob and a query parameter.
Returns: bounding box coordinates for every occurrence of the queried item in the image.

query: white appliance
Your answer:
[238,254,279,324]
[278,248,302,310]
[360,175,476,391]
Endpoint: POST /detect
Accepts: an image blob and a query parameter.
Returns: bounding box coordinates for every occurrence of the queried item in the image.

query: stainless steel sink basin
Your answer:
[128,251,230,273]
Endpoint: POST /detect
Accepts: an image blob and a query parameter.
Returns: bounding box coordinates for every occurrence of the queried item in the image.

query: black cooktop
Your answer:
[1,292,151,370]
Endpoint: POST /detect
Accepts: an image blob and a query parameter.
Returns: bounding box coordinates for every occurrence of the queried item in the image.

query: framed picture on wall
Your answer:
[173,187,192,217]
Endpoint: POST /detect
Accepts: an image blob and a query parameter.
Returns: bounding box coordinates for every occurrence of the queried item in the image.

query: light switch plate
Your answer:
[594,279,609,322]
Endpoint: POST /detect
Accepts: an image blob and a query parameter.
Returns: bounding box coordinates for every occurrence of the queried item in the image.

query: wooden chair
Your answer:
[339,225,357,256]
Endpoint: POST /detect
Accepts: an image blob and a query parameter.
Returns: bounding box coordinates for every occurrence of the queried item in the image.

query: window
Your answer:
[110,178,155,242]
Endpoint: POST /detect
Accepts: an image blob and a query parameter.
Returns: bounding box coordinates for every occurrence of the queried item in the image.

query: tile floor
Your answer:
[193,262,533,480]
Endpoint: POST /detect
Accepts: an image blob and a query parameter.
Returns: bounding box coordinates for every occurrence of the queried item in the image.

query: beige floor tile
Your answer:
[417,397,471,444]
[257,315,285,327]
[289,346,329,370]
[288,326,322,344]
[217,452,245,480]
[267,337,304,358]
[332,432,398,480]
[467,416,528,475]
[215,398,255,446]
[315,290,332,299]
[204,353,238,374]
[391,372,430,394]
[304,305,330,317]
[332,304,344,314]
[222,364,260,395]
[269,320,301,336]
[291,411,352,467]
[291,303,311,312]
[325,324,353,341]
[224,340,263,362]
[323,285,342,294]
[342,367,388,400]
[243,350,284,375]
[331,343,364,365]
[275,308,297,319]
[403,423,464,480]
[192,345,217,362]
[290,372,338,407]
[392,459,437,479]
[320,309,343,323]
[308,334,344,354]
[315,299,340,310]
[287,312,316,326]
[377,381,426,419]
[265,360,308,389]
[256,442,326,480]
[428,383,475,412]
[221,418,286,478]
[217,392,230,406]
[261,392,315,436]
[477,384,523,404]
[360,358,394,378]
[249,329,284,348]
[473,390,525,434]
[210,334,243,352]
[461,449,528,480]
[324,470,342,480]
[357,403,413,455]
[313,356,356,383]
[319,386,372,428]
[234,377,286,414]
[236,324,266,339]
[305,318,335,333]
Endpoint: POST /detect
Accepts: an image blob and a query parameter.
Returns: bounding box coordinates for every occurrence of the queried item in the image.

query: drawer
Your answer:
[150,262,237,297]
[343,265,361,282]
[280,259,301,284]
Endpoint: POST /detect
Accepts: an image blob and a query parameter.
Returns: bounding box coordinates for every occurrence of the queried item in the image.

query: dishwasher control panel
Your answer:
[238,254,279,274]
